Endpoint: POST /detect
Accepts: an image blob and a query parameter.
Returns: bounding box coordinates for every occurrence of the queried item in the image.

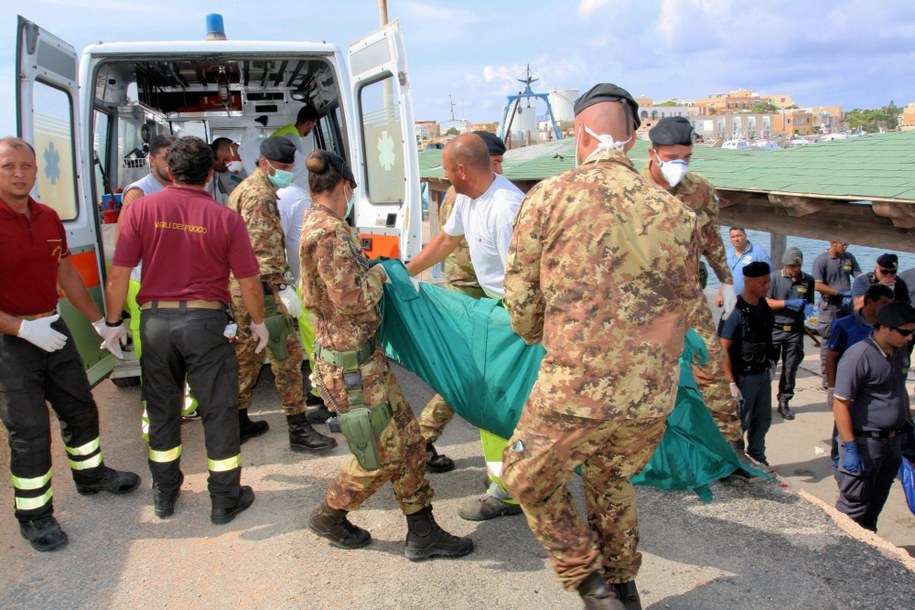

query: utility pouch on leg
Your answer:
[263,294,294,362]
[338,403,391,471]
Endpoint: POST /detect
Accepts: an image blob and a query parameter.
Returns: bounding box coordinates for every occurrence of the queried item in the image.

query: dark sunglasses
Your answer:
[892,326,915,337]
[878,267,897,275]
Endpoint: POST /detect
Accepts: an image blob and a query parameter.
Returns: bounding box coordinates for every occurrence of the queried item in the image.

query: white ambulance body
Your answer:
[15,15,422,385]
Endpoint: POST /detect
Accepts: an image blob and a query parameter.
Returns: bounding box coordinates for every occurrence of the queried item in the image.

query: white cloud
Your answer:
[578,0,620,17]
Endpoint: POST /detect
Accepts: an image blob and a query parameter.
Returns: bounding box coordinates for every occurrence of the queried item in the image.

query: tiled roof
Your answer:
[419,131,915,203]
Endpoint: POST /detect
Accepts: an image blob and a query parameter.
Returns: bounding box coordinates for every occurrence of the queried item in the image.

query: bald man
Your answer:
[501,84,701,609]
[407,133,526,522]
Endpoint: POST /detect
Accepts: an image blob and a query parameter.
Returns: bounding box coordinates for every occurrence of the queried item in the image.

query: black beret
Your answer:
[648,117,694,146]
[876,301,915,327]
[473,131,506,156]
[876,253,898,271]
[742,261,771,278]
[574,83,641,129]
[325,151,358,188]
[260,137,297,164]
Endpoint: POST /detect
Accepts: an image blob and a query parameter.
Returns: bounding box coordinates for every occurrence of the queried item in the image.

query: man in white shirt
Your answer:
[407,133,525,521]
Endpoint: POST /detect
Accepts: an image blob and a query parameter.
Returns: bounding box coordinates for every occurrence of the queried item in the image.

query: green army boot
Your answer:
[577,572,625,610]
[404,506,474,562]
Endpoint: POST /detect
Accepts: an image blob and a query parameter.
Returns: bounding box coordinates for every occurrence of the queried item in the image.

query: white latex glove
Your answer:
[826,388,835,410]
[91,318,107,339]
[18,315,67,352]
[729,382,744,404]
[250,320,269,354]
[721,282,738,314]
[101,322,128,359]
[278,285,302,318]
[410,276,421,293]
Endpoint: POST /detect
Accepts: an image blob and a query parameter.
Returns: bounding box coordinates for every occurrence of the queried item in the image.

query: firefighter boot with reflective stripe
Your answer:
[404,505,474,562]
[308,502,372,549]
[239,409,269,444]
[74,466,141,495]
[287,413,337,452]
[577,572,625,610]
[19,516,68,552]
[211,485,255,525]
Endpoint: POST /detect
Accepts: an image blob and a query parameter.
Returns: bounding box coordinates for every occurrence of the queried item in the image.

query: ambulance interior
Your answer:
[90,54,351,228]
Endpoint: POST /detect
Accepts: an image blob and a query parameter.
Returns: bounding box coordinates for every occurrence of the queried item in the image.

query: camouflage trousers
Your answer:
[690,304,742,442]
[230,293,306,416]
[418,394,456,444]
[317,348,433,515]
[502,393,667,590]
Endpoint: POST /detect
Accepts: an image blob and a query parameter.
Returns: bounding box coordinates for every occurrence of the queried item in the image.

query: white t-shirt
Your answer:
[443,173,524,298]
[276,184,312,283]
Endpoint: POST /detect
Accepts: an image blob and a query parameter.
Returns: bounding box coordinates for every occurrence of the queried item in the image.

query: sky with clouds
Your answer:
[2,0,913,136]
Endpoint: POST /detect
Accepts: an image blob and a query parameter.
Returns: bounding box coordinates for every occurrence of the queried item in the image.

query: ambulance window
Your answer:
[92,111,112,200]
[173,121,208,141]
[31,81,78,220]
[358,75,405,204]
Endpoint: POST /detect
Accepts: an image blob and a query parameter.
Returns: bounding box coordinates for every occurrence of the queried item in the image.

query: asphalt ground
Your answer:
[1,338,914,609]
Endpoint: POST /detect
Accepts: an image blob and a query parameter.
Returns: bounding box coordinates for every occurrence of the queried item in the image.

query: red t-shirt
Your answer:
[113,185,259,303]
[0,197,68,315]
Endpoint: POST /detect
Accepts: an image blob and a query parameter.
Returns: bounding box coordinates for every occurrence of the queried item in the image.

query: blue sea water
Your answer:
[705,228,915,289]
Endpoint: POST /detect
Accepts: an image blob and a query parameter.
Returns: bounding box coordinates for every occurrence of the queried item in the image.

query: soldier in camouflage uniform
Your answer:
[640,118,756,479]
[300,149,473,561]
[501,85,701,610]
[228,137,336,453]
[418,131,505,473]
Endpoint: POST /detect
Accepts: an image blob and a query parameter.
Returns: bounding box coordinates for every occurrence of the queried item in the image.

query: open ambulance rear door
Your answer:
[348,21,422,262]
[17,16,113,385]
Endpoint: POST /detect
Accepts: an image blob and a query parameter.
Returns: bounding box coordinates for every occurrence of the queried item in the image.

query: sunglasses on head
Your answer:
[878,267,896,275]
[892,326,915,337]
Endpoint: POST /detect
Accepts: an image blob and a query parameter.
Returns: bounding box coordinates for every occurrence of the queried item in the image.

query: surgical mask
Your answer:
[657,158,688,187]
[345,185,356,218]
[266,161,294,188]
[226,160,244,173]
[576,124,632,165]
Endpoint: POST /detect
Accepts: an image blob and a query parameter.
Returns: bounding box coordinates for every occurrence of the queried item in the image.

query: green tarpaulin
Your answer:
[377,260,756,501]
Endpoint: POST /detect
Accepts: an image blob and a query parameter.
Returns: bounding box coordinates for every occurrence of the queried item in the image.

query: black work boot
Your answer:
[724,439,765,483]
[305,403,334,425]
[74,465,141,495]
[238,409,269,444]
[211,485,255,525]
[287,413,337,452]
[308,502,372,549]
[404,505,474,562]
[425,443,455,473]
[777,399,795,420]
[613,581,642,610]
[19,515,68,552]
[577,572,625,610]
[153,472,184,519]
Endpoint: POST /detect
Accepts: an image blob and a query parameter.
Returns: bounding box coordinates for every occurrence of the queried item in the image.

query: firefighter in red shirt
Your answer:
[0,137,140,552]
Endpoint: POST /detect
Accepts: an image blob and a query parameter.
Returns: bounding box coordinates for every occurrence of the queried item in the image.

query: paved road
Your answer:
[1,347,913,609]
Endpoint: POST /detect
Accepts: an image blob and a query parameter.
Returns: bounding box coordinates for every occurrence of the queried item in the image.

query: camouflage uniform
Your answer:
[417,186,479,443]
[300,202,433,514]
[640,166,742,442]
[228,169,307,417]
[501,149,700,590]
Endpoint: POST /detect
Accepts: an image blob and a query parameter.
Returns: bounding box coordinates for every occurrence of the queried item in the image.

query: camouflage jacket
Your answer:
[505,150,700,420]
[640,164,732,285]
[299,202,386,351]
[228,168,290,287]
[439,186,481,291]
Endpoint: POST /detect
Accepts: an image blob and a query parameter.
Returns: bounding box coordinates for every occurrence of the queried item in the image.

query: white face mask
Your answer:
[657,157,689,187]
[576,124,632,165]
[226,160,244,174]
[345,185,356,218]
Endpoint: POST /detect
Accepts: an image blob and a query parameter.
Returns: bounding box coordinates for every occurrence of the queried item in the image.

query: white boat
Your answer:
[750,140,781,151]
[721,139,749,150]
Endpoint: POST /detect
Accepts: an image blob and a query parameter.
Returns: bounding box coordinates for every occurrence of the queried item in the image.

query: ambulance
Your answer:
[15,14,423,386]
